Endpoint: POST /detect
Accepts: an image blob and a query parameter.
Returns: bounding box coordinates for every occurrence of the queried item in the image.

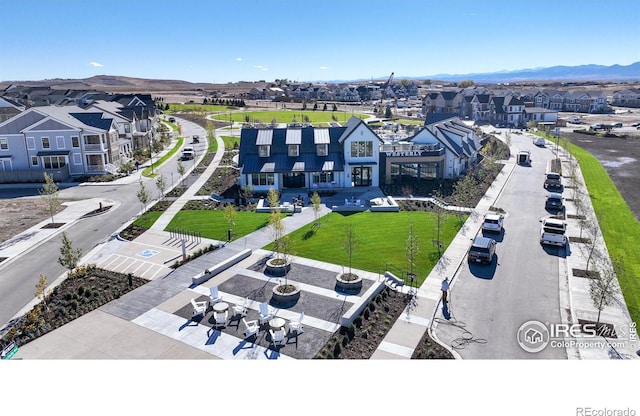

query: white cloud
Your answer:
[255,65,268,71]
[88,61,104,68]
[320,66,330,70]
[236,57,242,62]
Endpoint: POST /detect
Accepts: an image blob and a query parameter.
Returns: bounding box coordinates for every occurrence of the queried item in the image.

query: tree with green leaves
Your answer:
[206,121,215,144]
[35,274,50,312]
[311,191,322,226]
[58,232,82,287]
[137,180,151,212]
[40,172,61,224]
[176,161,186,187]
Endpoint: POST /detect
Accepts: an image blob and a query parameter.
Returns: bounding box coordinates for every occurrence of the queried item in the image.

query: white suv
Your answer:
[482,213,504,233]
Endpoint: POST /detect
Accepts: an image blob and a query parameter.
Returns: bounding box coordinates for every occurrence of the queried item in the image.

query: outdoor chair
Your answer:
[288,311,305,336]
[242,318,259,339]
[209,286,222,305]
[269,327,286,347]
[191,298,208,318]
[231,298,248,318]
[213,310,228,329]
[258,302,274,325]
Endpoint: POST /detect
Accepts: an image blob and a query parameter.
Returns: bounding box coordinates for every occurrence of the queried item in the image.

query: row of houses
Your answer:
[237,115,483,193]
[0,89,157,183]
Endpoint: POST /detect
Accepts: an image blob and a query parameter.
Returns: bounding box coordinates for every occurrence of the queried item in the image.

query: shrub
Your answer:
[369,303,376,312]
[342,335,349,347]
[363,308,370,320]
[362,329,369,339]
[347,324,356,340]
[354,316,362,328]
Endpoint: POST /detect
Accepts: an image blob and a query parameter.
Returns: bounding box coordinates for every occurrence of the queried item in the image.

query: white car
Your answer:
[533,137,545,146]
[482,213,504,233]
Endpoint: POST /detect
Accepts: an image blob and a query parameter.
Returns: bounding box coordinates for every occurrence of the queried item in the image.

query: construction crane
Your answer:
[380,72,394,104]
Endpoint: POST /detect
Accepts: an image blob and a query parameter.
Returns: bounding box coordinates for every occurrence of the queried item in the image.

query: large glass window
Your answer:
[251,173,274,186]
[350,141,373,158]
[43,156,66,169]
[312,172,334,183]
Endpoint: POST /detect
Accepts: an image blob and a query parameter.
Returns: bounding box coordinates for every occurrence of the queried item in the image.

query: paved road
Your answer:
[434,132,567,358]
[0,117,207,329]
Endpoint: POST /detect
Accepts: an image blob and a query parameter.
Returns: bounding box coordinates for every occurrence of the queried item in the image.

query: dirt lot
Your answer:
[560,107,640,222]
[0,198,67,244]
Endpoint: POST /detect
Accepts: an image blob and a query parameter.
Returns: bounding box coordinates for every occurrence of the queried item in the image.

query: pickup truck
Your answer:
[540,217,567,247]
[544,172,562,190]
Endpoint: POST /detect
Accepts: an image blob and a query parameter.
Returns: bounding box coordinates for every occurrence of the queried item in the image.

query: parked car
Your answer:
[533,137,545,147]
[540,217,567,247]
[192,135,200,143]
[467,236,496,264]
[545,193,564,212]
[612,123,623,128]
[544,172,562,190]
[631,122,640,127]
[482,213,504,233]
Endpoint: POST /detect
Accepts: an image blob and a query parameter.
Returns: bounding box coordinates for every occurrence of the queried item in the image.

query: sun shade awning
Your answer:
[313,128,330,144]
[256,129,273,145]
[292,161,305,171]
[286,128,302,144]
[321,161,334,171]
[260,162,275,172]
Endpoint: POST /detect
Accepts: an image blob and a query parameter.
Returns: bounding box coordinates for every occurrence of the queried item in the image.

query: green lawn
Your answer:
[142,137,184,177]
[265,211,463,286]
[568,143,640,325]
[210,110,368,125]
[221,135,240,150]
[165,210,290,242]
[167,104,233,113]
[133,211,163,229]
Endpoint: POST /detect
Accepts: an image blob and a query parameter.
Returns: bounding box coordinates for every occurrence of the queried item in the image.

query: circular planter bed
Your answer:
[335,272,363,293]
[265,258,291,276]
[271,284,300,306]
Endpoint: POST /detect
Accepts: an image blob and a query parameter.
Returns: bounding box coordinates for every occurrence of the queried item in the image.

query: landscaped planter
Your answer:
[271,284,300,306]
[335,272,363,293]
[265,258,291,276]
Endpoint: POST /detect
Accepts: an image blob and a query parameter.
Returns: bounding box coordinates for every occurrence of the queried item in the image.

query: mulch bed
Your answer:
[41,222,65,229]
[572,268,600,278]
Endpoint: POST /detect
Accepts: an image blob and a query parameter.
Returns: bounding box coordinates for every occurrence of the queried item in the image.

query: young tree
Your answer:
[58,232,82,287]
[224,203,237,241]
[311,191,322,226]
[206,121,215,144]
[590,257,621,330]
[35,274,50,312]
[267,188,285,262]
[385,106,393,119]
[176,161,186,187]
[406,220,419,289]
[137,180,151,212]
[40,172,61,224]
[341,223,358,279]
[155,174,167,200]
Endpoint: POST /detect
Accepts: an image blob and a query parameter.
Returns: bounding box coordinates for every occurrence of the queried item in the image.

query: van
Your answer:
[181,147,195,160]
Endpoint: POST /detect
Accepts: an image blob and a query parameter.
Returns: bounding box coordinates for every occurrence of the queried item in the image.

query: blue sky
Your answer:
[2,0,639,83]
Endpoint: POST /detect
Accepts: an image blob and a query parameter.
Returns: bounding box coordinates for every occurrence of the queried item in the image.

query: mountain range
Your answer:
[1,62,639,91]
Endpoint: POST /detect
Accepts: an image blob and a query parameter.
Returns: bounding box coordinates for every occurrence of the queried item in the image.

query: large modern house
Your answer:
[237,115,483,193]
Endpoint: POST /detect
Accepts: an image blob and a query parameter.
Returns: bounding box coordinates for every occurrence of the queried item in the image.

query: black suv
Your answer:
[467,236,496,264]
[545,193,564,212]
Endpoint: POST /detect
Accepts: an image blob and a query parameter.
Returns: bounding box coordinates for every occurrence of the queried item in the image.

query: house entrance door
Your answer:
[351,166,371,187]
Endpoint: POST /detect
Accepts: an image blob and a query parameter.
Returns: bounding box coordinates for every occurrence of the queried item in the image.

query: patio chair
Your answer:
[288,311,305,336]
[213,310,228,329]
[242,318,259,339]
[269,327,286,347]
[191,298,208,318]
[231,298,248,318]
[258,302,274,325]
[209,286,222,305]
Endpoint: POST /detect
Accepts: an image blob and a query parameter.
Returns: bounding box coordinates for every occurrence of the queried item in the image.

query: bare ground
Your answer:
[0,198,67,244]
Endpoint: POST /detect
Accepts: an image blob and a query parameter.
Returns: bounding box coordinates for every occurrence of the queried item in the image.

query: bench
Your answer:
[191,248,252,285]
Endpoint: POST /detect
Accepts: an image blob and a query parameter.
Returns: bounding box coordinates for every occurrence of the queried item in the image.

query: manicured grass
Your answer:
[142,137,184,177]
[167,104,233,113]
[210,110,367,125]
[165,210,290,242]
[265,211,463,286]
[568,143,640,325]
[133,211,163,228]
[221,135,240,150]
